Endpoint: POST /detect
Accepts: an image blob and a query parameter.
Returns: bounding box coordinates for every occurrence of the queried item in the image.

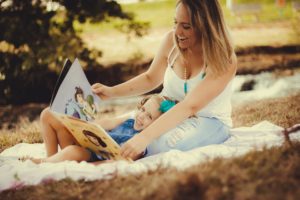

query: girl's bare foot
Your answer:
[18,156,45,164]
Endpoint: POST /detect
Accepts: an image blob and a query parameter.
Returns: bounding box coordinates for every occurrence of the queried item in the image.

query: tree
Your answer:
[0,0,148,104]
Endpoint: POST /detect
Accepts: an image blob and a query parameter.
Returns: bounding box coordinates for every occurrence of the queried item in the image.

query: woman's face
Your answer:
[174,3,199,50]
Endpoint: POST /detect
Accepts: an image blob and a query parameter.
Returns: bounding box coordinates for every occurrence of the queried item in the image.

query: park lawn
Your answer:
[77,0,297,32]
[0,92,299,199]
[81,21,300,65]
[77,0,300,65]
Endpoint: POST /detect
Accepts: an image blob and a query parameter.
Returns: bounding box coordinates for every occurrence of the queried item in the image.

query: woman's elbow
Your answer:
[180,101,200,117]
[188,105,200,116]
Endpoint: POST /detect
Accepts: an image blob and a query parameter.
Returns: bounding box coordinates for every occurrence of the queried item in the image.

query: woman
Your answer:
[92,0,237,159]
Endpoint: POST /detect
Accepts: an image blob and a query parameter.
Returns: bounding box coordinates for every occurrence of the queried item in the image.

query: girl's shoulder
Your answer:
[125,110,136,120]
[116,111,135,121]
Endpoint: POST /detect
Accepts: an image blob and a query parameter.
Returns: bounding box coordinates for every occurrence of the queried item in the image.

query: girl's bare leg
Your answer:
[40,108,78,157]
[30,145,91,164]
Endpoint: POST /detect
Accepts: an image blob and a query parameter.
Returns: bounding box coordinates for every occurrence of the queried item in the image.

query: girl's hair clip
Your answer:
[159,99,176,113]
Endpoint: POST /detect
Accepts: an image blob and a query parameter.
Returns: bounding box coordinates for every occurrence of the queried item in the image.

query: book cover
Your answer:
[50,58,101,121]
[50,58,125,160]
[50,59,73,107]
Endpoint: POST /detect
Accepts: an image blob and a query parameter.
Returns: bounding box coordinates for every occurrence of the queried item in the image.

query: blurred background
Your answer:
[0,0,299,114]
[1,2,299,198]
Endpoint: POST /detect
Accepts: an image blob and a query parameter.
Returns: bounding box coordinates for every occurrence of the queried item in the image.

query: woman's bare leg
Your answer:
[40,108,77,157]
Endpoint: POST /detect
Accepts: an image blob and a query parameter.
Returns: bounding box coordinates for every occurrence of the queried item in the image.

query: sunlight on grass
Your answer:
[74,0,174,33]
[0,118,42,152]
[77,0,300,65]
[81,29,166,65]
[223,2,296,25]
[233,24,299,47]
[121,0,174,29]
[82,22,299,65]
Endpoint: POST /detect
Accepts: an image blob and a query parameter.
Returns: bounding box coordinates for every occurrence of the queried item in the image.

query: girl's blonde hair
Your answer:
[175,0,234,76]
[137,95,177,112]
[137,95,162,110]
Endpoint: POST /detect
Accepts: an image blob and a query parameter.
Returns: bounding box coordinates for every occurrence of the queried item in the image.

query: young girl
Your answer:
[24,95,176,164]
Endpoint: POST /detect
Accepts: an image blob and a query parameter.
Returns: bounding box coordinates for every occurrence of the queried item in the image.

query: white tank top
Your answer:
[160,47,233,127]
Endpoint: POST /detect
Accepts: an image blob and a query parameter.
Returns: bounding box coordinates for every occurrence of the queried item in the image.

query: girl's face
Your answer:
[133,98,161,131]
[174,3,199,50]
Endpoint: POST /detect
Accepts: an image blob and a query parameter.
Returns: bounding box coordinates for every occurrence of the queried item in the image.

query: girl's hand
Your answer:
[120,133,151,160]
[91,83,114,100]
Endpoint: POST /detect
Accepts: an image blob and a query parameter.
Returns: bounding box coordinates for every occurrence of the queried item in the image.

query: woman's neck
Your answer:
[185,47,204,68]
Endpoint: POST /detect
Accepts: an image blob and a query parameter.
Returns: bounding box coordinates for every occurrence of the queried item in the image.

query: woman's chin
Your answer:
[178,44,189,50]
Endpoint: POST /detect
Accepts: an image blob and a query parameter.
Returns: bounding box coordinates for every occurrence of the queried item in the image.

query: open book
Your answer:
[53,112,123,160]
[50,58,101,121]
[50,58,124,160]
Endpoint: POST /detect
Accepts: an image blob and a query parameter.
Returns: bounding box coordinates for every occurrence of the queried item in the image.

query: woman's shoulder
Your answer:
[160,30,175,58]
[164,30,175,48]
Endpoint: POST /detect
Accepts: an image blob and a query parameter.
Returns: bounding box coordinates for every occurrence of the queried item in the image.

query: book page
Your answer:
[50,58,101,121]
[53,112,124,161]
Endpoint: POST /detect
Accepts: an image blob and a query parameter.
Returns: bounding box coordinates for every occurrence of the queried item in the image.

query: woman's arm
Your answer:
[92,31,174,99]
[121,55,237,158]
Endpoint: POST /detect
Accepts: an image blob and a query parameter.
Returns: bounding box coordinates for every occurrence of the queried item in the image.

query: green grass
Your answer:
[75,0,300,64]
[76,0,298,33]
[120,0,175,29]
[223,3,296,25]
[74,0,175,34]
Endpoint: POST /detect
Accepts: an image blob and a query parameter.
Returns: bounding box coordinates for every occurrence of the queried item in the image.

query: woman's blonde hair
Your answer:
[175,0,234,76]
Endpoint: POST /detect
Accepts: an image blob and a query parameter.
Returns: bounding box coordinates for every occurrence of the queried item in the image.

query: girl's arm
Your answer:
[121,55,237,158]
[95,112,132,130]
[92,31,174,99]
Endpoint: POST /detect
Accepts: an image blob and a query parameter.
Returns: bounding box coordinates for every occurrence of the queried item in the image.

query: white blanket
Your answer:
[1,121,299,192]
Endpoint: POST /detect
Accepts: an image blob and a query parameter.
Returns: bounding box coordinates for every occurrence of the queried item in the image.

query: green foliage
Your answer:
[115,19,150,40]
[121,0,175,29]
[77,0,175,33]
[0,0,148,105]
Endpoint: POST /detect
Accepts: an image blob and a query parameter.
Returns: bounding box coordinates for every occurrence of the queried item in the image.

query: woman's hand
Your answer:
[91,83,114,100]
[120,133,151,160]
